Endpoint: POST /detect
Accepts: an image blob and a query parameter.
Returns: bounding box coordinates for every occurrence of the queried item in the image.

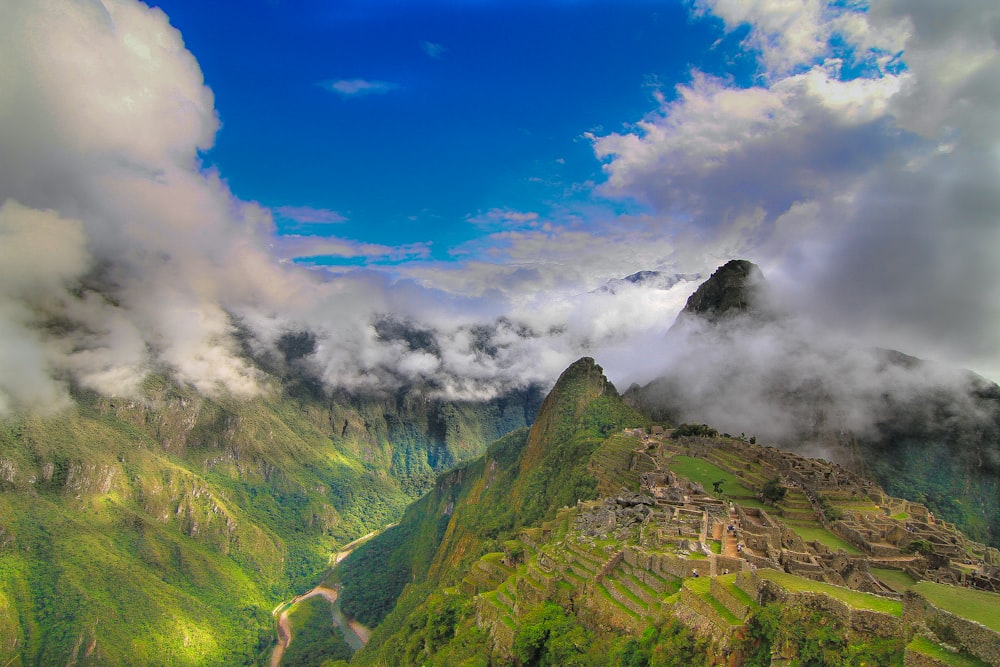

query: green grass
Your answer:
[785,521,863,554]
[684,577,742,625]
[757,570,902,616]
[716,573,757,610]
[912,582,1000,632]
[907,636,991,667]
[609,578,650,610]
[871,567,917,592]
[596,582,641,619]
[667,456,769,508]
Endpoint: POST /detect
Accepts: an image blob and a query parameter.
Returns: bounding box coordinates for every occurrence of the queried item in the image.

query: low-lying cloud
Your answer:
[0,0,998,419]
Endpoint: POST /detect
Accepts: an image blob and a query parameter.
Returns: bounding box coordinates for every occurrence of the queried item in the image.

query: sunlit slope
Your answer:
[0,376,535,665]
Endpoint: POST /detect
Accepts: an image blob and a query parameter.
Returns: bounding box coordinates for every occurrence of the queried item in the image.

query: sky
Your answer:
[1,0,1000,414]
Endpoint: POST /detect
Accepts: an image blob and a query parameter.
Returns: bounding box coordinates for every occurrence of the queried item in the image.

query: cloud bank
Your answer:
[0,0,998,417]
[593,0,1000,381]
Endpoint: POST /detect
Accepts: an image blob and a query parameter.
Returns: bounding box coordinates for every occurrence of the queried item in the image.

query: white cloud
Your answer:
[590,0,1000,380]
[1,0,998,415]
[273,206,346,224]
[421,41,447,59]
[324,78,401,97]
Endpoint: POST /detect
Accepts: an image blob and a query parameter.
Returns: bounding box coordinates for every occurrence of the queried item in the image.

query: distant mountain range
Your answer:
[594,270,702,295]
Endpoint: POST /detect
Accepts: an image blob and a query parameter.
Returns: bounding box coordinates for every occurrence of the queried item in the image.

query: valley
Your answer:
[0,378,538,665]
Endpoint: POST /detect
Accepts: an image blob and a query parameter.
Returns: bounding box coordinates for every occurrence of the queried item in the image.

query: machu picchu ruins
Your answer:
[467,428,1000,666]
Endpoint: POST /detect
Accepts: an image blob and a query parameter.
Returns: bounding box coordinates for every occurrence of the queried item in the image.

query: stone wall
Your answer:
[737,571,902,641]
[624,545,703,579]
[903,591,1000,666]
[679,586,733,635]
[903,646,952,666]
[711,578,749,619]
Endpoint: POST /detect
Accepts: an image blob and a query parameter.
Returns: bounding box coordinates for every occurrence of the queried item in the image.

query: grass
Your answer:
[757,570,903,616]
[667,456,770,509]
[871,567,917,592]
[716,573,758,610]
[912,582,1000,632]
[609,578,650,610]
[785,521,863,554]
[684,577,742,625]
[907,636,991,667]
[597,582,641,619]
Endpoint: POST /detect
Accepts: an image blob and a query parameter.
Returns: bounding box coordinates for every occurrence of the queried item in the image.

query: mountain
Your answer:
[0,371,539,665]
[595,270,701,295]
[671,259,767,324]
[339,355,1000,667]
[334,358,644,633]
[627,259,1000,549]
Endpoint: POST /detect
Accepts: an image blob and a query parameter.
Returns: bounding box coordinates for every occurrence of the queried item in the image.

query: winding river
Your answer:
[269,526,393,666]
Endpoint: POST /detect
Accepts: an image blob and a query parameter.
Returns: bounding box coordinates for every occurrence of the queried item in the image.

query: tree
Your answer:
[760,477,787,504]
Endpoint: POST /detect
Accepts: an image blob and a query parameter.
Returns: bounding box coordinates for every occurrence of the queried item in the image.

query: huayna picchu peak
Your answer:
[676,259,769,323]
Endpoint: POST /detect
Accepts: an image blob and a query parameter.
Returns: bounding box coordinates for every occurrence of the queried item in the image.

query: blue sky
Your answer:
[2,0,999,408]
[148,0,746,263]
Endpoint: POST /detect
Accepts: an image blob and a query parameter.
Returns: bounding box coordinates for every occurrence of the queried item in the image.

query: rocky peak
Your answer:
[678,259,766,323]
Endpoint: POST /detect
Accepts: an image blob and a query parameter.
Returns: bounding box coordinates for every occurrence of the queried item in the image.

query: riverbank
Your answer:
[269,524,393,666]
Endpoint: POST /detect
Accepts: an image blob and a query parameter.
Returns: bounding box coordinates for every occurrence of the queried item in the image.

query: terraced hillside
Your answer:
[344,364,1000,666]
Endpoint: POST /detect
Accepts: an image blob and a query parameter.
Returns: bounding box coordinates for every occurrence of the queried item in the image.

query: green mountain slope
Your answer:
[0,375,537,665]
[339,358,645,659]
[341,361,1000,666]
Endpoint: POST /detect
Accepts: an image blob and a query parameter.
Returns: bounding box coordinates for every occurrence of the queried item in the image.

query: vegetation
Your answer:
[870,567,917,592]
[912,582,1000,633]
[760,477,787,504]
[785,521,863,554]
[757,570,903,616]
[666,455,764,507]
[281,596,353,667]
[0,375,536,665]
[907,636,992,667]
[670,423,718,439]
[741,603,903,666]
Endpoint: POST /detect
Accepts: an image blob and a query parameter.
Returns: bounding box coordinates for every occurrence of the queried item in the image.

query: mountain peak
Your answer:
[678,259,766,323]
[595,270,701,295]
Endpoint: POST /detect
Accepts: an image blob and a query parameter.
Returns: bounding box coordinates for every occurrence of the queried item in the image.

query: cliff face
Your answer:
[0,376,537,666]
